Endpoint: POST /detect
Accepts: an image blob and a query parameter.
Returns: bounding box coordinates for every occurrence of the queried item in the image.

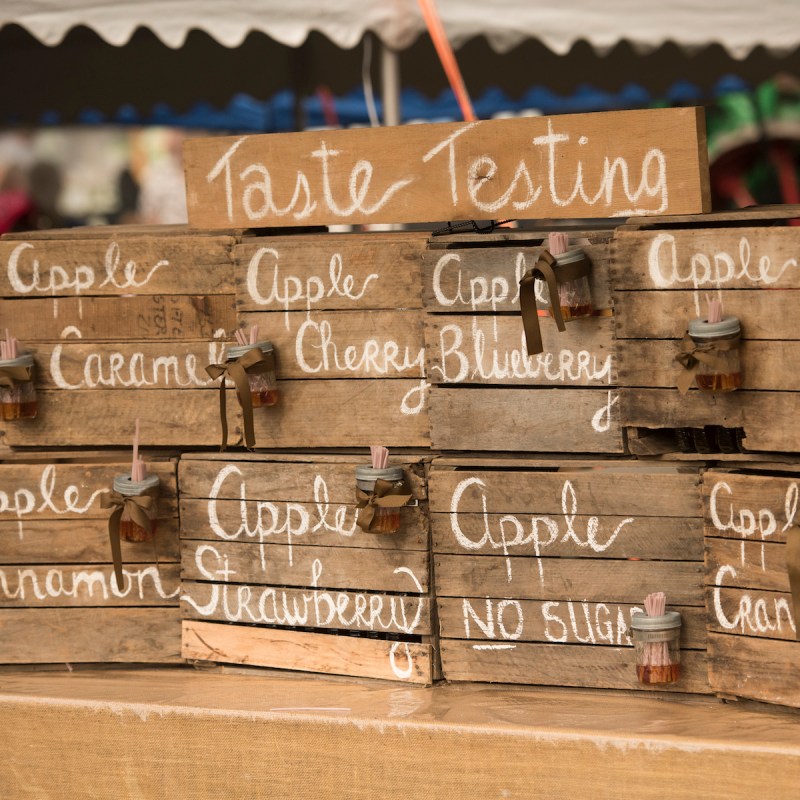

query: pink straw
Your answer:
[705,295,724,324]
[548,232,569,256]
[370,446,389,469]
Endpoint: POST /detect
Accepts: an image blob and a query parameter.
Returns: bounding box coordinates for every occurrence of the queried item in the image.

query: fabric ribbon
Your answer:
[101,490,157,588]
[787,525,800,641]
[674,336,739,395]
[0,363,32,389]
[355,479,413,533]
[519,250,565,356]
[206,347,275,450]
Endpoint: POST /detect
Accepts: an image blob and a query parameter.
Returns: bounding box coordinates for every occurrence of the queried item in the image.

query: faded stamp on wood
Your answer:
[429,458,710,692]
[613,218,800,454]
[179,454,438,684]
[0,457,182,664]
[703,469,800,708]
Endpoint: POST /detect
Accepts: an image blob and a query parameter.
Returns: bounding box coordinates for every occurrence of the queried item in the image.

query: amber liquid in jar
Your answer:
[560,303,593,321]
[370,508,402,534]
[119,518,157,543]
[636,663,681,685]
[1,399,37,420]
[250,388,279,407]
[695,372,742,392]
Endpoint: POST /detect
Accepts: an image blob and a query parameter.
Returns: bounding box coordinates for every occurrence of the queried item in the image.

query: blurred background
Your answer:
[0,0,799,231]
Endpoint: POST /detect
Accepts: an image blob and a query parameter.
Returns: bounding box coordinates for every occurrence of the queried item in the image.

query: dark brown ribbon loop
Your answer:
[101,491,156,588]
[519,250,565,356]
[674,335,738,395]
[0,363,33,389]
[206,347,272,451]
[355,478,413,533]
[786,525,800,641]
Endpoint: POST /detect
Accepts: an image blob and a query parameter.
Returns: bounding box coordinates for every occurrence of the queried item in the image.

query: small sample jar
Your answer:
[630,611,682,685]
[113,473,160,543]
[554,248,593,321]
[0,353,37,420]
[227,341,279,408]
[688,316,742,392]
[355,465,405,534]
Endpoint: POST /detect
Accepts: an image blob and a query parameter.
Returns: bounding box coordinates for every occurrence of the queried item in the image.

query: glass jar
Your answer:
[355,465,405,534]
[630,610,682,685]
[0,353,37,420]
[688,316,742,392]
[113,473,160,543]
[554,248,593,321]
[227,341,278,408]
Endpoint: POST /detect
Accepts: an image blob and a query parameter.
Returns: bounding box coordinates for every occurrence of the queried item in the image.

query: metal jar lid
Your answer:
[113,472,160,497]
[226,341,274,361]
[688,316,741,339]
[355,465,404,485]
[0,352,34,368]
[630,610,682,631]
[554,248,586,266]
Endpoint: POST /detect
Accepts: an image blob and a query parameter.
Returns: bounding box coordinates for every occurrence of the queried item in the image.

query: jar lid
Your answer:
[554,248,585,266]
[688,316,741,338]
[227,341,274,360]
[630,610,682,631]
[113,472,160,496]
[355,465,404,482]
[0,352,34,368]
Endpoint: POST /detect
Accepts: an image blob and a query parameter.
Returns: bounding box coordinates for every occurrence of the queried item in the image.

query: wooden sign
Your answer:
[430,458,709,692]
[179,454,438,684]
[184,108,710,230]
[0,457,181,664]
[704,469,800,708]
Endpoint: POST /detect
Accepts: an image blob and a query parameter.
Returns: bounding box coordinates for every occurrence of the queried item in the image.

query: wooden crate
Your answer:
[704,466,800,708]
[0,453,181,663]
[0,225,238,448]
[233,231,430,448]
[423,229,623,453]
[430,456,710,692]
[613,207,800,455]
[179,452,439,684]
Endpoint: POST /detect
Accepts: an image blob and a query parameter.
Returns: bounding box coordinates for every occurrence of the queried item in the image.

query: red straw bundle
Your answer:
[1,329,19,361]
[234,326,260,346]
[548,232,569,256]
[131,418,147,482]
[643,591,671,670]
[706,295,724,324]
[370,446,389,469]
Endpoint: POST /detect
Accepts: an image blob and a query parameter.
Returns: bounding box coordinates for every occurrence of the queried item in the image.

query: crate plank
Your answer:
[705,539,791,594]
[705,587,796,642]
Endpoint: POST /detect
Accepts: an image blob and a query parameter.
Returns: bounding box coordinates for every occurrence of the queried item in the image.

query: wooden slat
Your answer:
[0,607,181,663]
[181,540,430,593]
[429,388,623,452]
[707,631,800,707]
[182,620,434,684]
[439,639,710,693]
[434,555,703,605]
[705,587,796,641]
[234,233,426,311]
[424,315,615,386]
[705,539,791,593]
[181,581,432,635]
[0,236,234,298]
[617,204,800,230]
[436,597,707,647]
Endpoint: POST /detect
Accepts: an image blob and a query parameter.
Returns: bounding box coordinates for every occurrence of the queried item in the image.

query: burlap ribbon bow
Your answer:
[101,490,157,588]
[206,347,275,450]
[355,479,412,533]
[787,525,800,641]
[0,363,32,388]
[519,249,591,356]
[674,335,738,395]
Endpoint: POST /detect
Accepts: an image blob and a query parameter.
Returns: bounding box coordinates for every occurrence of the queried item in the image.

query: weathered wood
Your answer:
[422,240,612,312]
[0,294,236,342]
[0,563,180,608]
[429,387,623,452]
[0,519,179,563]
[618,339,800,391]
[182,620,434,683]
[434,555,703,605]
[428,466,702,516]
[241,309,425,380]
[613,227,800,290]
[180,498,428,550]
[424,315,615,386]
[431,514,703,560]
[0,236,235,298]
[705,539,791,593]
[621,389,798,452]
[0,607,181,663]
[613,289,800,340]
[235,233,426,311]
[439,639,710,693]
[436,597,707,648]
[618,204,800,230]
[1,223,239,240]
[182,540,430,593]
[181,581,432,635]
[185,109,709,229]
[705,587,796,641]
[707,632,800,707]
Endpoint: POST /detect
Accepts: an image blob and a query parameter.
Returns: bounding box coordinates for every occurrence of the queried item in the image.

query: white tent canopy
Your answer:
[3,0,799,57]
